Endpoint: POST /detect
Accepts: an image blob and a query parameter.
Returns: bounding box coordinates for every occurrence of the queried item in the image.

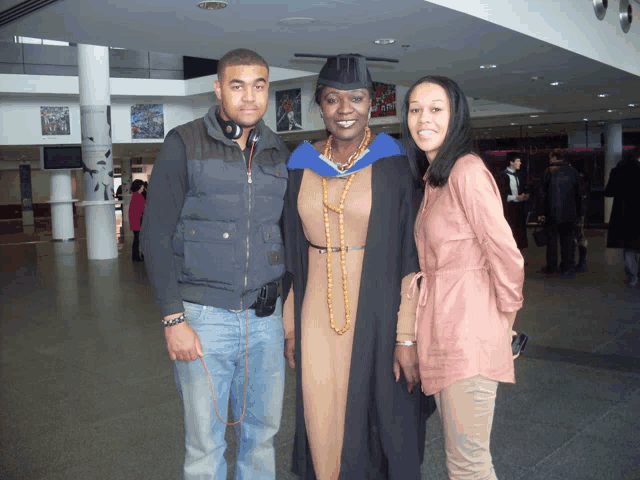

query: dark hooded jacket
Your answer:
[605,157,640,249]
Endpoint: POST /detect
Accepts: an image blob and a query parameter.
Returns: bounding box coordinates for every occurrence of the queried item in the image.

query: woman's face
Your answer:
[320,87,370,142]
[407,82,450,161]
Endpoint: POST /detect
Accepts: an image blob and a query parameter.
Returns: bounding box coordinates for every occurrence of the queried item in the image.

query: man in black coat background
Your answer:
[497,152,529,264]
[538,149,584,275]
[605,145,640,287]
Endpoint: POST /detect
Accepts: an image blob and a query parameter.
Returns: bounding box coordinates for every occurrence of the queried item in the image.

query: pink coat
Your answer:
[128,191,146,231]
[413,154,524,396]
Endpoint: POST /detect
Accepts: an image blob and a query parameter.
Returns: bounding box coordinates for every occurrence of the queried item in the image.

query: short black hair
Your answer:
[401,75,473,188]
[550,148,565,161]
[506,151,522,169]
[218,49,269,80]
[131,179,144,192]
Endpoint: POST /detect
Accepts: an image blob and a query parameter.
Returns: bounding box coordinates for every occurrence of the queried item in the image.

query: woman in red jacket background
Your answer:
[129,179,146,262]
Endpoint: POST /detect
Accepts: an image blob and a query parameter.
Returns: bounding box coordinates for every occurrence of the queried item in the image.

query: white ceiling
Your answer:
[1,0,639,130]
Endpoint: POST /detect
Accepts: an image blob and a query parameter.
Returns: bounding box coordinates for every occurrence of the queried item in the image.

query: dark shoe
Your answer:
[576,262,588,273]
[132,255,143,262]
[542,266,558,274]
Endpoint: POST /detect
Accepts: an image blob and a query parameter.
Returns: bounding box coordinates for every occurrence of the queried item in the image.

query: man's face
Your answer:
[214,64,269,129]
[510,158,522,170]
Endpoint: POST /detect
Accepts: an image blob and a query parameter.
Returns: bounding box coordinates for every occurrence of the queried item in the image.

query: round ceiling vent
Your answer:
[593,0,608,20]
[620,0,633,33]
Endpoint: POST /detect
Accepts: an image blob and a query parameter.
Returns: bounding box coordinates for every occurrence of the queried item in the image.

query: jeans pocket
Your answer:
[183,301,205,325]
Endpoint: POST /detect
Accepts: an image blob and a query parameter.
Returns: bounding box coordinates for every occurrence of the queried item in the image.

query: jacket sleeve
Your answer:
[605,166,620,198]
[140,131,188,317]
[538,170,550,217]
[450,156,524,313]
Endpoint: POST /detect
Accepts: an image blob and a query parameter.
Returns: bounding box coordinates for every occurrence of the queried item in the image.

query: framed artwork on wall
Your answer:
[41,106,70,136]
[276,88,302,132]
[372,82,396,118]
[131,104,164,139]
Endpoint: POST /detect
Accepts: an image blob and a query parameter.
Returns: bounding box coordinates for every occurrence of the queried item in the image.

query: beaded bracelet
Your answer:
[395,340,417,346]
[162,313,186,328]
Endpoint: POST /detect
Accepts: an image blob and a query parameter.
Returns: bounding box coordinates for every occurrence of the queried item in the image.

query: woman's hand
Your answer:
[393,344,420,393]
[284,337,295,370]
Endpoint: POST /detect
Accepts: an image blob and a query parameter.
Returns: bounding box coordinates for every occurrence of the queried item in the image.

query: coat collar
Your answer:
[286,132,404,177]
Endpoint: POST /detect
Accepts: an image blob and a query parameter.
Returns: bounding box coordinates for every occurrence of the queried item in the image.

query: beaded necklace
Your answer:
[322,127,372,335]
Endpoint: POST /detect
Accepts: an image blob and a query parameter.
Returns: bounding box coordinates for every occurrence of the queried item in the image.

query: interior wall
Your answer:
[0,97,197,146]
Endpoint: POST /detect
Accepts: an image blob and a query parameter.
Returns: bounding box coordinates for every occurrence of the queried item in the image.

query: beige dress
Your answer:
[297,166,372,479]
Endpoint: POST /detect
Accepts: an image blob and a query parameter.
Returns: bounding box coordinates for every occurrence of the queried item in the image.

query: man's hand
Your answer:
[538,215,546,223]
[516,194,527,202]
[393,344,420,393]
[284,337,295,370]
[164,320,203,362]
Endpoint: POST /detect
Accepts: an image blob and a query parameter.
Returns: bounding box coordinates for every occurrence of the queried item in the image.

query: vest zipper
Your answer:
[241,141,256,310]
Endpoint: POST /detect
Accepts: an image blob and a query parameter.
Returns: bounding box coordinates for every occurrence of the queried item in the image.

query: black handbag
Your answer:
[533,224,548,247]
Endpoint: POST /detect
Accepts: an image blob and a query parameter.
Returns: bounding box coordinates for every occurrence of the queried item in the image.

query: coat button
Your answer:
[189,229,196,236]
[223,232,229,239]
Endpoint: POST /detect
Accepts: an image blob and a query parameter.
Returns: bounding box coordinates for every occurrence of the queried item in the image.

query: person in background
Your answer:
[142,180,148,200]
[496,152,529,265]
[282,53,433,480]
[538,149,583,276]
[605,145,640,287]
[403,75,524,480]
[128,179,146,262]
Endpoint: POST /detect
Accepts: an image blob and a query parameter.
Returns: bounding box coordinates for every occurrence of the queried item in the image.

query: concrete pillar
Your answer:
[604,122,623,224]
[77,44,118,260]
[120,156,134,242]
[48,170,77,241]
[18,164,35,235]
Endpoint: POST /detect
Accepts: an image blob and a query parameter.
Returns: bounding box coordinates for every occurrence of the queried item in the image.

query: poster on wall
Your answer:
[131,104,164,139]
[276,88,302,132]
[372,82,396,118]
[41,106,70,136]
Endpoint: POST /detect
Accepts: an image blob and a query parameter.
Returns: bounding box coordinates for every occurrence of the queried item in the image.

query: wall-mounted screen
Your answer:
[41,146,83,170]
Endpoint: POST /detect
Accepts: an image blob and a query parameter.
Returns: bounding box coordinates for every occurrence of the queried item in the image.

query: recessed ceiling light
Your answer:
[510,122,518,126]
[583,118,589,121]
[530,76,543,81]
[374,38,395,45]
[527,126,533,129]
[550,81,563,86]
[480,64,497,69]
[598,93,609,98]
[278,17,316,25]
[197,0,227,9]
[608,109,615,112]
[530,115,539,118]
[629,103,637,107]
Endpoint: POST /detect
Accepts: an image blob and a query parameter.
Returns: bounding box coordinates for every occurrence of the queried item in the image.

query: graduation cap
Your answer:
[294,53,398,91]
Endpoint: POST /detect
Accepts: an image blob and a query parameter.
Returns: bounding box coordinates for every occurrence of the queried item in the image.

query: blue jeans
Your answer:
[175,299,285,480]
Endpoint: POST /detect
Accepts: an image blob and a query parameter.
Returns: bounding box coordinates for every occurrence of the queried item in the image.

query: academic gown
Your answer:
[282,154,436,480]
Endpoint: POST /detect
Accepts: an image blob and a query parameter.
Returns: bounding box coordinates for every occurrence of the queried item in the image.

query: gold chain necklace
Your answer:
[322,128,372,335]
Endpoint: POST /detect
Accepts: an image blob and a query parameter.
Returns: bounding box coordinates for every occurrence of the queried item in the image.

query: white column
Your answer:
[77,44,118,260]
[48,170,78,241]
[604,122,623,224]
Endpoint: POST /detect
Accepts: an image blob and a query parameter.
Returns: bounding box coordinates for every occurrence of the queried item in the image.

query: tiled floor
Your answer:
[1,226,639,479]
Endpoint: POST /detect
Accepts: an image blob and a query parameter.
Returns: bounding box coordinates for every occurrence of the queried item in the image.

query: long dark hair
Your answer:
[401,76,473,188]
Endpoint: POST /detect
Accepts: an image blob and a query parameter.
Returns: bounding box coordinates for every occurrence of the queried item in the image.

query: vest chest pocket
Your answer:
[262,224,284,266]
[182,219,236,285]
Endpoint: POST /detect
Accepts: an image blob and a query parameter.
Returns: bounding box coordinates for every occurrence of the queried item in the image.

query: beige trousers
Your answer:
[433,376,499,480]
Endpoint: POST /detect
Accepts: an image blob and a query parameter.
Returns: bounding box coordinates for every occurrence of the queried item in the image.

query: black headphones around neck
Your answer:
[215,107,260,145]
